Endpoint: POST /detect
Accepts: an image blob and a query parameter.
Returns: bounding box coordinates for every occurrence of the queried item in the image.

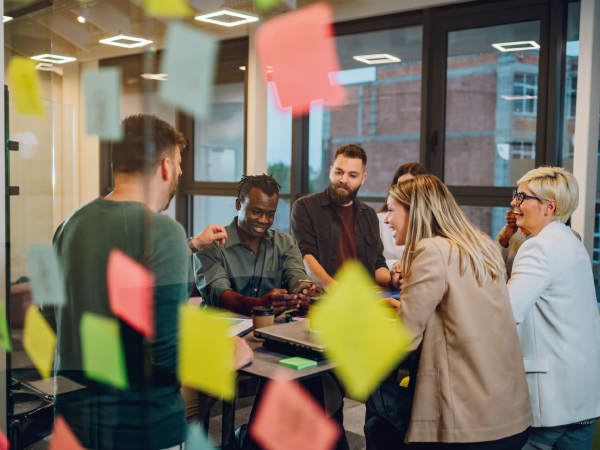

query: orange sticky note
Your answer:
[107,249,155,339]
[256,2,345,116]
[250,377,340,450]
[23,305,56,379]
[8,56,45,118]
[49,415,83,450]
[0,428,9,450]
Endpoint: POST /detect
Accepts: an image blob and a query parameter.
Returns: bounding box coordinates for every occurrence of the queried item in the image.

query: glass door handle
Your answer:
[7,141,18,151]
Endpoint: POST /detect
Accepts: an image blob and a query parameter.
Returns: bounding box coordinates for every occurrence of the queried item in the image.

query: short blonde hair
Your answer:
[517,166,579,223]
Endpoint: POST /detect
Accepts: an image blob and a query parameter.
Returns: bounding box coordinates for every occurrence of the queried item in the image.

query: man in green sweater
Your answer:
[42,114,252,450]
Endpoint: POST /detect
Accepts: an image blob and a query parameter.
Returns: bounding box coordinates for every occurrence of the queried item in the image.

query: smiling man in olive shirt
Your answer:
[194,174,320,315]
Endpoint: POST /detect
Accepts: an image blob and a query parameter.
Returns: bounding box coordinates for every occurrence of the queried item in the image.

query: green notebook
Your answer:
[278,357,317,370]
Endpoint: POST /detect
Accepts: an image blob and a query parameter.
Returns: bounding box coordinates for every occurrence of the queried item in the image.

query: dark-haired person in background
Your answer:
[194,174,321,314]
[378,162,427,269]
[42,115,252,450]
[291,144,396,290]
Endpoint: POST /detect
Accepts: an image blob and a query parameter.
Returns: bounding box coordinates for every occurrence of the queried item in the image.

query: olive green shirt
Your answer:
[194,217,309,308]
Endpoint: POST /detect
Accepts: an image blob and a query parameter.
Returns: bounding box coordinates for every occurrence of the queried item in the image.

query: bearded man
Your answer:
[291,144,392,290]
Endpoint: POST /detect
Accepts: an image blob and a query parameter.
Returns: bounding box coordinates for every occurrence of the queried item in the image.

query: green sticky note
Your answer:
[279,357,317,370]
[255,0,280,11]
[0,304,11,353]
[80,312,128,389]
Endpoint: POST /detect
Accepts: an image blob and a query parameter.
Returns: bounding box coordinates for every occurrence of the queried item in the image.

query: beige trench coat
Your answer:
[399,237,533,443]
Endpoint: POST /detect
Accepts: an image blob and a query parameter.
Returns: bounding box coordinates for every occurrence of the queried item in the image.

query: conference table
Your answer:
[219,314,335,450]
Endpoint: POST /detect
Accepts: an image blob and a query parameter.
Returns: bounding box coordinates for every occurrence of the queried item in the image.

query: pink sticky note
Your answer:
[249,377,340,450]
[107,249,155,339]
[49,415,83,450]
[256,2,345,116]
[0,428,9,450]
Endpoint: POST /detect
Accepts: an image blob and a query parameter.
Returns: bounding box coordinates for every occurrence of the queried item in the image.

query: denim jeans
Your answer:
[365,383,531,450]
[524,423,595,450]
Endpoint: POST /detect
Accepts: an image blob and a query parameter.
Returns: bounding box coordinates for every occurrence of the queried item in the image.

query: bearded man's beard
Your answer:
[327,180,360,205]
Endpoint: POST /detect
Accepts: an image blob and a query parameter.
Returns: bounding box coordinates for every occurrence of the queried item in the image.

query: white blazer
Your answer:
[508,221,600,427]
[376,212,405,269]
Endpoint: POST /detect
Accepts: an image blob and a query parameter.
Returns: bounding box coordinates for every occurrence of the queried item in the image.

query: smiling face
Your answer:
[511,183,555,235]
[328,155,367,206]
[236,188,278,240]
[384,194,410,246]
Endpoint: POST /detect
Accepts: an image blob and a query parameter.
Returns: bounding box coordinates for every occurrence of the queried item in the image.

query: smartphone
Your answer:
[289,279,315,296]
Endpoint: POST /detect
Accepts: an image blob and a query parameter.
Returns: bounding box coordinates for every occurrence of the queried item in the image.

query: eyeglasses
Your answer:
[512,189,541,206]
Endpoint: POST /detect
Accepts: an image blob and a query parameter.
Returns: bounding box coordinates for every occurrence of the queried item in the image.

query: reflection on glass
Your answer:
[192,196,237,237]
[267,82,292,193]
[308,26,423,195]
[563,1,580,175]
[444,21,541,187]
[272,198,290,233]
[194,83,245,182]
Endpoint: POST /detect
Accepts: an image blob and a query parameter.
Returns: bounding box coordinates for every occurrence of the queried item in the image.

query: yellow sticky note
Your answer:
[178,305,235,401]
[310,262,409,401]
[23,305,56,379]
[143,0,193,17]
[8,56,45,118]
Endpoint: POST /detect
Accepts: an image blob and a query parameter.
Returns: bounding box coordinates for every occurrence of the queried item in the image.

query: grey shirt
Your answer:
[194,217,310,308]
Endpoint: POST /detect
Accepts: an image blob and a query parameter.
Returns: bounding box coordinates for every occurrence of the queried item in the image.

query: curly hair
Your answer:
[237,174,283,201]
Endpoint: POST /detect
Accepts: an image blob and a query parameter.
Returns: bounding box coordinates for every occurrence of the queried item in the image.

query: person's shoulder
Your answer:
[294,192,323,207]
[414,236,449,258]
[151,212,186,236]
[270,229,299,247]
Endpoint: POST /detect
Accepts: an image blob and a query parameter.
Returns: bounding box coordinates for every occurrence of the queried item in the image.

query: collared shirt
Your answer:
[194,217,309,308]
[291,189,387,277]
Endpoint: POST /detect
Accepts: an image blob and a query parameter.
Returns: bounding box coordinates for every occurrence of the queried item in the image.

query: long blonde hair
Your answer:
[390,175,506,286]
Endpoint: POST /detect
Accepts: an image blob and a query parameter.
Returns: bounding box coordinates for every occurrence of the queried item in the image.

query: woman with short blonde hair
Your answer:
[508,166,600,450]
[365,174,532,450]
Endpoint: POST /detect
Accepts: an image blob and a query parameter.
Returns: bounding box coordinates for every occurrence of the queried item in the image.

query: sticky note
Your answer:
[23,305,56,379]
[82,67,123,140]
[256,2,345,116]
[0,305,11,353]
[310,262,409,401]
[144,0,193,17]
[178,305,235,401]
[0,428,9,450]
[27,244,65,306]
[80,312,128,389]
[279,357,317,370]
[185,422,218,450]
[249,378,340,450]
[255,0,280,11]
[159,23,219,119]
[400,376,409,388]
[8,56,45,118]
[49,415,83,450]
[107,249,155,339]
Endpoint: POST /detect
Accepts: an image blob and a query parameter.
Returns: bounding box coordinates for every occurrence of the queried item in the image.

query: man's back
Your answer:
[46,197,192,450]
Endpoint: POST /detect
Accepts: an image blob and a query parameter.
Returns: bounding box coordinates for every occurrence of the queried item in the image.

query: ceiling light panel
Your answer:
[501,95,538,100]
[3,16,13,22]
[492,41,540,52]
[353,54,401,65]
[141,73,168,81]
[31,54,76,64]
[99,35,153,48]
[195,8,258,27]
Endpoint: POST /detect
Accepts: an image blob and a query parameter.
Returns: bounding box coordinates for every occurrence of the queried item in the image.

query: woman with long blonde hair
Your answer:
[365,175,532,450]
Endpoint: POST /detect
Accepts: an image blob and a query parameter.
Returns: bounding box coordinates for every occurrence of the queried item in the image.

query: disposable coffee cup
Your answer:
[252,306,275,341]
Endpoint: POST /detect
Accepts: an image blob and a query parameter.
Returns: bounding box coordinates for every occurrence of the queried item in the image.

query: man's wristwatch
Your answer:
[187,237,199,254]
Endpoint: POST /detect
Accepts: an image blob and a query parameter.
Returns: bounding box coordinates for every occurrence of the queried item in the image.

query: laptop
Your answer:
[253,321,328,361]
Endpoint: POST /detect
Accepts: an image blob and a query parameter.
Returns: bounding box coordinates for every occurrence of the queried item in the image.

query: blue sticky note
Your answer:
[27,245,65,306]
[83,67,123,140]
[159,23,219,119]
[186,422,218,450]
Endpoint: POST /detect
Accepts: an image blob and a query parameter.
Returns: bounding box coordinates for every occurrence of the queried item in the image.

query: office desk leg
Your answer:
[222,399,235,450]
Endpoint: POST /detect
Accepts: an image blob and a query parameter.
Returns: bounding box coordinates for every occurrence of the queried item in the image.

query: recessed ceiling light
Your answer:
[501,95,538,100]
[99,35,153,49]
[141,73,168,81]
[34,62,63,75]
[31,54,76,64]
[3,16,13,23]
[195,8,258,27]
[78,16,86,23]
[492,41,540,52]
[353,54,401,65]
[239,66,246,71]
